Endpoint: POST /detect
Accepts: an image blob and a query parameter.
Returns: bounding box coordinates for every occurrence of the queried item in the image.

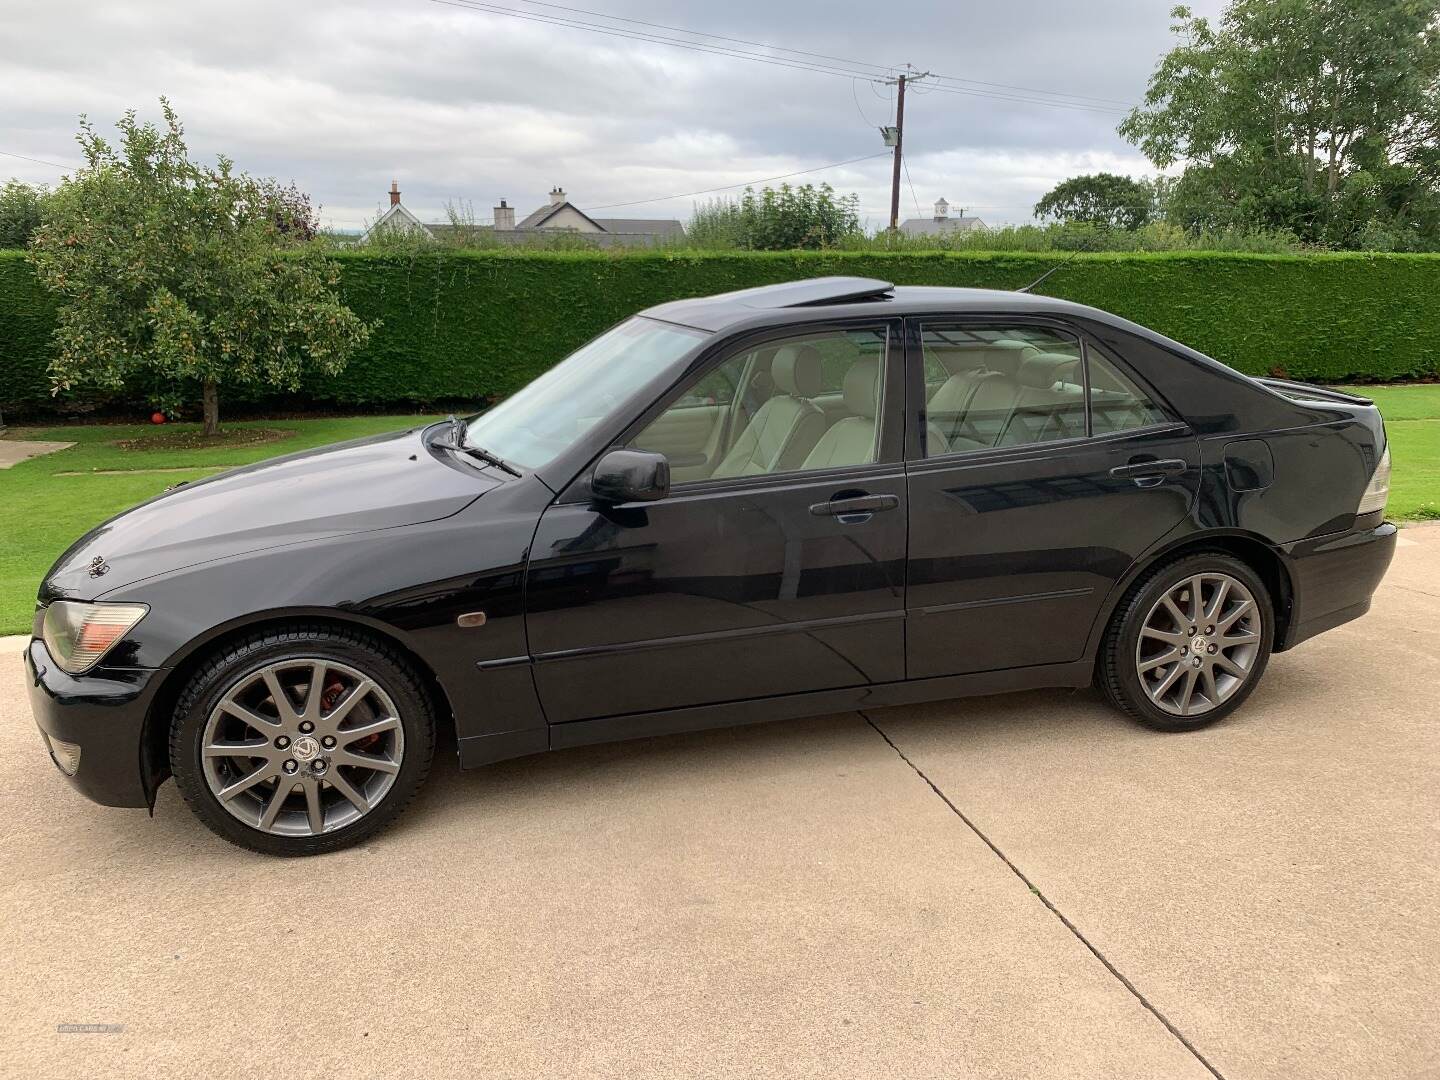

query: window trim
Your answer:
[633,318,901,488]
[904,314,1180,465]
[906,420,1192,475]
[558,316,905,503]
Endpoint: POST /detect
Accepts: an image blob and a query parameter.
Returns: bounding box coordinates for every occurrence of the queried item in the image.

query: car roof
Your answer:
[639,275,1107,334]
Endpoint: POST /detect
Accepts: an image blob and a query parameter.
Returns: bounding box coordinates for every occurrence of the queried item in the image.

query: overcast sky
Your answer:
[3,0,1225,232]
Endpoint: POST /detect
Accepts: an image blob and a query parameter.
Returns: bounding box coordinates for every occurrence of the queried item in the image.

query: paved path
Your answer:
[0,439,73,468]
[2,527,1436,1079]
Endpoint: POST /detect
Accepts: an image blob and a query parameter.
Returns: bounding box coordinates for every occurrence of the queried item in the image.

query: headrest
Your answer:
[842,358,880,419]
[933,342,1036,377]
[772,344,824,398]
[984,341,1041,377]
[1017,351,1080,389]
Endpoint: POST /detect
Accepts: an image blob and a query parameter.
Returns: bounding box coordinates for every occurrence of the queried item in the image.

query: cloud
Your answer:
[1,0,1228,229]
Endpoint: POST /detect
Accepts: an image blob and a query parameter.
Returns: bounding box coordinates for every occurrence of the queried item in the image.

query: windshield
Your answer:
[462,317,707,470]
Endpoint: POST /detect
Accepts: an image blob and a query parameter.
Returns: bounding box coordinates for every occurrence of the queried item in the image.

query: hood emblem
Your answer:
[88,555,110,578]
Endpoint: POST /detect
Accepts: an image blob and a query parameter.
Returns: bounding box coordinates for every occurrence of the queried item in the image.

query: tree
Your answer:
[0,180,48,248]
[1119,2,1440,247]
[688,183,862,249]
[1033,173,1156,230]
[27,100,373,434]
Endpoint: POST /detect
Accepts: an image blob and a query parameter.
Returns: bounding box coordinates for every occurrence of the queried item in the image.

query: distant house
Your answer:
[900,198,987,238]
[364,181,432,239]
[363,183,684,247]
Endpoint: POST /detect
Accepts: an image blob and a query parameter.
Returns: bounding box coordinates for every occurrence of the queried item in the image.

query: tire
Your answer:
[170,625,435,856]
[1097,552,1274,732]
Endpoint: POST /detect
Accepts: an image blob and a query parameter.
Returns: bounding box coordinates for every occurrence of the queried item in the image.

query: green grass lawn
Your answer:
[1,389,1436,637]
[1,415,441,635]
[1333,385,1440,522]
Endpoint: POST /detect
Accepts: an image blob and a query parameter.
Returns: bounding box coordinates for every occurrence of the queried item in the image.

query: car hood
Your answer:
[42,426,499,600]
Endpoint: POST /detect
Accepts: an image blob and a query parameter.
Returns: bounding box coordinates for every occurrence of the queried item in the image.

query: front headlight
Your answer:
[41,601,149,674]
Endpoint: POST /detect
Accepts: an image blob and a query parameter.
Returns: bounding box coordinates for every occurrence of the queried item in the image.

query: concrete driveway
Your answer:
[2,527,1436,1080]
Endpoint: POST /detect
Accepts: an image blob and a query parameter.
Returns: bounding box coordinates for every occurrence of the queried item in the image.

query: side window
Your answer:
[632,327,888,482]
[1086,345,1168,434]
[675,364,738,408]
[922,324,1085,457]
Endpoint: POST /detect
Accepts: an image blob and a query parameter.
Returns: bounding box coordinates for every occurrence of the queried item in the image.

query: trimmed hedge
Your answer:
[4,248,1440,416]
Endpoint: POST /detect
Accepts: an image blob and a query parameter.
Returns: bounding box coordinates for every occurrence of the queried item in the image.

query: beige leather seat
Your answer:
[712,345,827,477]
[802,357,881,470]
[927,341,1037,450]
[997,352,1086,445]
[937,343,1039,451]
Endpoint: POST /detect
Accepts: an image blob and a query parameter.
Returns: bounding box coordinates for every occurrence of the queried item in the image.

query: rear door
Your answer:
[905,316,1200,679]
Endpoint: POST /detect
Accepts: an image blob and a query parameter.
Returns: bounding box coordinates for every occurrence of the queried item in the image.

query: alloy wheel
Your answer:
[1135,572,1263,718]
[200,658,405,836]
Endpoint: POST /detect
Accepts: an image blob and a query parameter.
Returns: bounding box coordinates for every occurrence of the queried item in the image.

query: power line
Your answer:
[0,149,76,170]
[581,152,892,211]
[851,78,880,129]
[929,72,1135,108]
[508,0,897,77]
[916,81,1129,115]
[902,157,922,218]
[427,0,1135,113]
[506,0,1136,111]
[428,0,882,82]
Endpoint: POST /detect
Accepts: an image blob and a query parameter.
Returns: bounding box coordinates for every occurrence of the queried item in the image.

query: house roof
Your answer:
[592,217,685,236]
[515,200,609,231]
[363,202,428,237]
[899,215,988,236]
[515,200,683,235]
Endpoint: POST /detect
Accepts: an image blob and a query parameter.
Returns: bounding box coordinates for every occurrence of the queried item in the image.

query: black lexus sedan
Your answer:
[26,277,1396,855]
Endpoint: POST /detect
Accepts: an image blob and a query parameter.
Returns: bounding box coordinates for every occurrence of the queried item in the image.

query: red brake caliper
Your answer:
[321,678,381,752]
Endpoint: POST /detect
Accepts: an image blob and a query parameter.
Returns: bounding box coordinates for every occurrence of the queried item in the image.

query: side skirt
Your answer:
[547,660,1093,753]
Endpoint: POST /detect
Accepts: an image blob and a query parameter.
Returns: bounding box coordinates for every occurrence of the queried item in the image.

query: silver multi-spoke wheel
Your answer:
[201,658,405,837]
[1135,572,1262,718]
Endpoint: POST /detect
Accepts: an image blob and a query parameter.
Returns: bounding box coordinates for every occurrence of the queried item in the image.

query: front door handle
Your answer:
[809,493,900,520]
[1110,458,1187,487]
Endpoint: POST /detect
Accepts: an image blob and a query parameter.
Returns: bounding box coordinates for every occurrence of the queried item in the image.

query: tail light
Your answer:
[1357,445,1390,516]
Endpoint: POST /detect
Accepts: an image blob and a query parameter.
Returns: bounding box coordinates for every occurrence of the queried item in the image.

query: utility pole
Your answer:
[884,68,929,232]
[889,73,908,232]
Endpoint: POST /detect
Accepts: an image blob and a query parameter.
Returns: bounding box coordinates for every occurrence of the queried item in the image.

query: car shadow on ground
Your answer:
[134,674,1293,861]
[367,684,1184,846]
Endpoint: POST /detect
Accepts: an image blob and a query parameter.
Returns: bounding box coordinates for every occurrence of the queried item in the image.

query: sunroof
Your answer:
[734,276,895,309]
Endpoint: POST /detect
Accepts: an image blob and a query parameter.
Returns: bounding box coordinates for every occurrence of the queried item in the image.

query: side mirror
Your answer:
[591,449,670,503]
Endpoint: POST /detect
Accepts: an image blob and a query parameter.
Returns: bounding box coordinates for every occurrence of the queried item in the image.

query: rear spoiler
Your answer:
[1254,377,1374,407]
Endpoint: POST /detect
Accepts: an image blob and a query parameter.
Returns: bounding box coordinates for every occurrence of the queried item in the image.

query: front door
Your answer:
[525,321,907,724]
[905,317,1200,678]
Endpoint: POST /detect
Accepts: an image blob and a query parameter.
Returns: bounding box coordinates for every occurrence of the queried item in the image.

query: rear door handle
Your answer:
[1110,458,1187,486]
[809,493,900,519]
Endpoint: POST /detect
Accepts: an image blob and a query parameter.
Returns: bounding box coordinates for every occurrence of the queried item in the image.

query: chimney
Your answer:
[549,186,566,205]
[934,197,949,221]
[494,199,515,230]
[389,180,401,207]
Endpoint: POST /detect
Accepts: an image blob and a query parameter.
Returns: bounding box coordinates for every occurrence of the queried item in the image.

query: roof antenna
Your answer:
[1016,234,1096,293]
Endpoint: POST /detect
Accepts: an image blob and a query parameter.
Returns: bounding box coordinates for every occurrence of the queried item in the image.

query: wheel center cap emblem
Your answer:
[1192,636,1209,652]
[291,736,320,762]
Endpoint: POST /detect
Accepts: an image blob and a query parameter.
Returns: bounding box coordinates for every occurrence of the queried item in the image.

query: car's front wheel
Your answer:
[1098,553,1274,732]
[170,626,435,856]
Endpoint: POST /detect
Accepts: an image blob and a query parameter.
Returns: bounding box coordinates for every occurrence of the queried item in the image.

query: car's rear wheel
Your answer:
[170,626,435,856]
[1098,553,1274,732]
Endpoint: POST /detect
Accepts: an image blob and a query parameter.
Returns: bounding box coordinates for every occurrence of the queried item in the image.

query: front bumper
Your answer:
[1279,521,1398,650]
[23,639,162,808]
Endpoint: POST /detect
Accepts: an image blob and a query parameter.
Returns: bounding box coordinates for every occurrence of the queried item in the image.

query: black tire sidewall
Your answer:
[1107,553,1275,732]
[170,629,434,856]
